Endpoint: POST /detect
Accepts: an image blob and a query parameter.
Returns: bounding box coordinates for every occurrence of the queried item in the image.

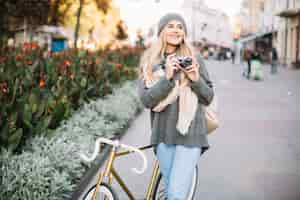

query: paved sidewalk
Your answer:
[78,60,300,200]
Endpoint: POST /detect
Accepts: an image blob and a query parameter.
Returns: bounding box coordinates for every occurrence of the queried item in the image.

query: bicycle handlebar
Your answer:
[78,137,148,174]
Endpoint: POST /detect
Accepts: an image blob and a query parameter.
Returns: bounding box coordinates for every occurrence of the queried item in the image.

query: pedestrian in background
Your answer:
[243,48,252,79]
[251,50,264,80]
[270,47,278,74]
[240,48,244,64]
[138,13,214,200]
[251,50,261,61]
[231,49,235,64]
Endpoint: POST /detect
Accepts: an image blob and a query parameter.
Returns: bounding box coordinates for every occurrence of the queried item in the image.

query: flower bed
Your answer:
[0,43,143,151]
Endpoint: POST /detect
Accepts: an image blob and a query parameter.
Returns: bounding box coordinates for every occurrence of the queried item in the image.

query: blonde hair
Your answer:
[139,28,196,81]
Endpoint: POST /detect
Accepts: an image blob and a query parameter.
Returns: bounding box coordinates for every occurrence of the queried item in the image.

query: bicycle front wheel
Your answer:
[152,165,198,200]
[82,182,118,200]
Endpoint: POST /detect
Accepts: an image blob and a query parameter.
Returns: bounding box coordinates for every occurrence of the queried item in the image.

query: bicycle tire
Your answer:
[152,166,198,200]
[82,182,119,200]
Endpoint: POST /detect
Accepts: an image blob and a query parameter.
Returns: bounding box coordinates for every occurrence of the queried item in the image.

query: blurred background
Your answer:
[1,1,300,200]
[1,0,299,68]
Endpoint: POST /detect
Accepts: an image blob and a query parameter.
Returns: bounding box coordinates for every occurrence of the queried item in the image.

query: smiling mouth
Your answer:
[168,35,181,40]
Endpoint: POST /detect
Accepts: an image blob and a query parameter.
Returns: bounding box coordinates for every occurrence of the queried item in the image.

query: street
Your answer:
[81,60,300,200]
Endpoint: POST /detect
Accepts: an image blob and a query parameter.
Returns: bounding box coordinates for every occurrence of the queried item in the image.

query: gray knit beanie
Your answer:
[157,13,187,37]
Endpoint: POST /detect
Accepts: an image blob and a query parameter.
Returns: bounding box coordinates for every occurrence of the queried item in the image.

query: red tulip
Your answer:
[22,42,31,51]
[16,54,23,61]
[39,79,46,88]
[26,60,33,65]
[116,63,122,70]
[0,83,9,93]
[69,72,75,80]
[31,42,38,50]
[64,60,71,67]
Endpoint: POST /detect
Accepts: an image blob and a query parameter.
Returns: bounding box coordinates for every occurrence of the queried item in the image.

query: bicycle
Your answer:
[79,137,199,200]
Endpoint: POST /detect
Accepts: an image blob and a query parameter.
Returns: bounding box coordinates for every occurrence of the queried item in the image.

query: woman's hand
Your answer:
[165,54,180,80]
[178,57,200,82]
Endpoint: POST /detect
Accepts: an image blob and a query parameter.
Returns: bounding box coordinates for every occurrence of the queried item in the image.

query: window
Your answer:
[260,1,265,12]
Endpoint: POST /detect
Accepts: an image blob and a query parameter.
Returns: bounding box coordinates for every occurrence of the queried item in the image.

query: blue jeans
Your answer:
[156,143,200,200]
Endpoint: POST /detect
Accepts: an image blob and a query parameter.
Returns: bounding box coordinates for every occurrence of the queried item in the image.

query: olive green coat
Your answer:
[138,54,214,154]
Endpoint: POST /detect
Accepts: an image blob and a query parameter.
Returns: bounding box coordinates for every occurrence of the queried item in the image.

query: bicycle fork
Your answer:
[109,160,160,200]
[92,147,116,200]
[145,161,160,200]
[91,146,160,200]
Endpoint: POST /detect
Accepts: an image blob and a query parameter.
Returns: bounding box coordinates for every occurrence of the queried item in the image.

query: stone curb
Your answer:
[71,144,113,200]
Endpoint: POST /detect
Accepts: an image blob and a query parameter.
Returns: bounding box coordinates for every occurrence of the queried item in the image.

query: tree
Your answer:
[135,29,145,48]
[73,0,112,49]
[0,1,11,47]
[48,0,73,26]
[0,0,115,48]
[115,20,128,41]
[0,0,50,47]
[74,0,85,49]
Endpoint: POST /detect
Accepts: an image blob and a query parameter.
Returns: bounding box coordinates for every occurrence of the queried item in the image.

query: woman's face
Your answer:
[163,20,185,46]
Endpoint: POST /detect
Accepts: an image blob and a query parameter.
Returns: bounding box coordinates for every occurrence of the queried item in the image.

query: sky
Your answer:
[114,0,243,40]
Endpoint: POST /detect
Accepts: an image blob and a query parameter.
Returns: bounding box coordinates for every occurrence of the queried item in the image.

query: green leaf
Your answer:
[42,116,52,130]
[9,112,18,124]
[29,93,39,113]
[23,119,34,129]
[44,116,52,127]
[9,78,19,106]
[8,128,23,151]
[23,104,32,122]
[49,102,66,128]
[80,77,87,88]
[35,116,52,135]
[35,101,46,118]
[0,122,9,144]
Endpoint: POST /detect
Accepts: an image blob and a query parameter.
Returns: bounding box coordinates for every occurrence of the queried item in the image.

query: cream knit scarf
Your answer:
[144,67,198,135]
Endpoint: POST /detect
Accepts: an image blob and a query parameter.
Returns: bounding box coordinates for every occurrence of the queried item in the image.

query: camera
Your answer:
[177,57,192,68]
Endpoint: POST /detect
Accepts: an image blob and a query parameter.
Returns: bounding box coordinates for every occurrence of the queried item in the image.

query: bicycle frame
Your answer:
[92,144,160,200]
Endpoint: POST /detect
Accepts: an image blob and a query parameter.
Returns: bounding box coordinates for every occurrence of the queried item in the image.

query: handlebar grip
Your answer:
[120,144,148,174]
[79,137,148,174]
[78,137,112,162]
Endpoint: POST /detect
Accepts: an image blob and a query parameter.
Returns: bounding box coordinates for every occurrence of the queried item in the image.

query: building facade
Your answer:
[236,0,300,67]
[182,0,233,49]
[276,0,300,68]
[12,25,68,51]
[234,10,251,38]
[234,0,265,36]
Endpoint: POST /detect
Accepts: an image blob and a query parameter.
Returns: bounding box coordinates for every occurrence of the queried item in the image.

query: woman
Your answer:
[138,13,214,200]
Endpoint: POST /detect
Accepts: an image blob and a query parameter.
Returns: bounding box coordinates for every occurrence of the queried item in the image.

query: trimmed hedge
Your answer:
[0,80,143,200]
